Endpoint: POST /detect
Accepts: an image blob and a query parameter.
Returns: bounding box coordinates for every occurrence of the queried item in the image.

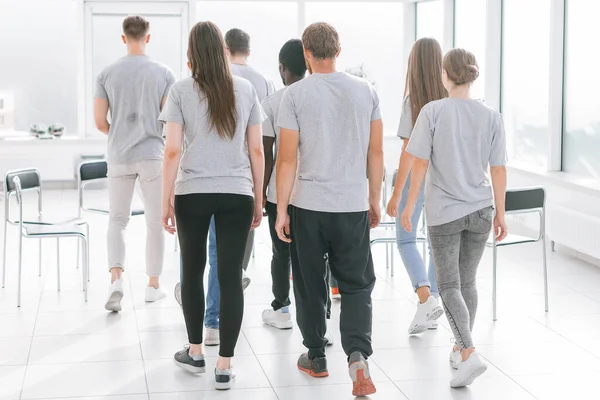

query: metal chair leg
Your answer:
[2,220,7,288]
[84,237,89,302]
[76,239,80,269]
[38,239,42,276]
[174,235,178,252]
[542,226,549,313]
[492,242,498,321]
[17,229,23,308]
[86,224,90,282]
[56,238,61,291]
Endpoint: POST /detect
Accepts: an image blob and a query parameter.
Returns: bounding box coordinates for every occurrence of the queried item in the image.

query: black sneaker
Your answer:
[173,347,205,373]
[297,353,329,377]
[215,367,236,390]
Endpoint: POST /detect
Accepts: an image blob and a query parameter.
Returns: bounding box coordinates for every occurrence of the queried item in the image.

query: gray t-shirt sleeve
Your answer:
[248,89,267,126]
[406,105,433,160]
[158,85,184,126]
[267,80,276,97]
[370,85,382,121]
[489,112,508,167]
[277,89,299,131]
[95,72,108,100]
[397,97,413,138]
[261,100,276,138]
[163,68,177,99]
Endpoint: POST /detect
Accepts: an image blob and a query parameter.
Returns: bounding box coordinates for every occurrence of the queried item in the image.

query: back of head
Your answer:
[123,15,149,41]
[279,39,307,78]
[443,48,480,86]
[406,37,448,126]
[302,22,340,60]
[188,21,237,140]
[225,28,251,56]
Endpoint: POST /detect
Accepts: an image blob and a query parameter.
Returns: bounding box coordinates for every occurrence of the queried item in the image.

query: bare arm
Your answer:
[161,96,168,111]
[161,122,183,233]
[490,166,508,241]
[94,98,110,134]
[263,136,275,206]
[401,157,429,232]
[386,138,415,217]
[247,123,265,228]
[276,128,298,214]
[367,119,384,228]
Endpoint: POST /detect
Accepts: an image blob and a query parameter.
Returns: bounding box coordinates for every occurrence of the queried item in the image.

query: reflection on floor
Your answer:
[1,189,600,400]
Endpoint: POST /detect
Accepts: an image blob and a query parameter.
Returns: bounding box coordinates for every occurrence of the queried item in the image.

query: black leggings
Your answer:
[175,193,254,357]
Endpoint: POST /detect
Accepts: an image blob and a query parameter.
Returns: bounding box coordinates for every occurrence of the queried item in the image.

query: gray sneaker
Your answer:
[174,282,182,309]
[349,351,376,397]
[215,367,236,390]
[297,353,328,377]
[242,270,251,292]
[173,347,205,374]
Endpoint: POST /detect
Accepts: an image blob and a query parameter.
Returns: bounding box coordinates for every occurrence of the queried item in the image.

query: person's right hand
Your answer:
[251,203,263,230]
[275,209,291,243]
[161,199,176,235]
[386,192,402,218]
[494,213,508,242]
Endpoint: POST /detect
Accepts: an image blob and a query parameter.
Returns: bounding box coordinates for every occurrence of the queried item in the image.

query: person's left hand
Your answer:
[275,210,291,243]
[369,201,381,229]
[401,204,414,232]
[251,203,263,230]
[162,198,176,235]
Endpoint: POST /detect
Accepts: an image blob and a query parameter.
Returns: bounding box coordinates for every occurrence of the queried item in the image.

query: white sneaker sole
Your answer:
[105,291,123,312]
[263,318,293,330]
[450,363,487,388]
[408,306,444,335]
[215,376,235,390]
[205,339,220,347]
[173,359,206,374]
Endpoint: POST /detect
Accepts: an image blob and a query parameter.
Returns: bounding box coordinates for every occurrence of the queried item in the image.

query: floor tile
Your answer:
[39,396,149,400]
[33,310,138,336]
[257,351,390,387]
[39,288,134,313]
[0,313,37,337]
[28,333,142,364]
[513,371,599,400]
[275,381,407,400]
[139,330,253,359]
[149,388,278,400]
[0,366,26,400]
[135,307,186,332]
[21,360,147,399]
[395,375,536,400]
[0,337,31,366]
[144,356,270,393]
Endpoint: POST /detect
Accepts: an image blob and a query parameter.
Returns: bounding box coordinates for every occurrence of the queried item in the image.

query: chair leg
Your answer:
[38,239,42,277]
[492,243,498,321]
[2,220,7,288]
[56,238,61,292]
[76,239,80,270]
[86,225,90,282]
[543,237,549,313]
[17,232,23,308]
[83,237,89,302]
[551,240,555,252]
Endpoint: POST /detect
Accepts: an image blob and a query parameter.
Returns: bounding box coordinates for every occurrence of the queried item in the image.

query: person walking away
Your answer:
[275,22,384,397]
[386,38,447,334]
[400,48,507,388]
[95,15,176,312]
[160,21,265,390]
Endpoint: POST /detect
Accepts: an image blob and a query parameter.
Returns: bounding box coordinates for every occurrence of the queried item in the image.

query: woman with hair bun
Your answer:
[400,48,508,388]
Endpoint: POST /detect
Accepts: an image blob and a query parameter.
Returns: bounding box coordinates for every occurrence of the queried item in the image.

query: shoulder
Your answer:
[263,88,285,108]
[170,77,194,95]
[233,75,255,94]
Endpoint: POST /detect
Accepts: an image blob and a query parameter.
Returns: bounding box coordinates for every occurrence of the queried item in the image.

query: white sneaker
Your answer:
[450,352,487,388]
[408,296,444,335]
[242,270,251,292]
[205,328,220,346]
[174,282,182,309]
[105,279,124,312]
[145,286,167,303]
[449,346,462,370]
[262,306,293,329]
[428,320,439,330]
[325,321,334,346]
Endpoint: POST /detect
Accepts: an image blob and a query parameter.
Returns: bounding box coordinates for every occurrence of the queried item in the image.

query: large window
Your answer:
[305,2,404,134]
[454,0,487,100]
[196,1,298,91]
[501,0,550,169]
[416,0,444,43]
[562,1,600,179]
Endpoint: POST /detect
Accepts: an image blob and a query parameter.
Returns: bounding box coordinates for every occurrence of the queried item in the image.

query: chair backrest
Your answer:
[12,176,24,224]
[4,169,41,194]
[79,160,108,183]
[505,187,545,213]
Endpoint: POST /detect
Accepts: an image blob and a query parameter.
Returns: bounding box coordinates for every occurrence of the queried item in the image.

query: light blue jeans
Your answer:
[396,178,438,297]
[179,217,219,329]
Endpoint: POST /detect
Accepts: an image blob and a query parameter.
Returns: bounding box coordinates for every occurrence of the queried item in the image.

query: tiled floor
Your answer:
[1,189,599,399]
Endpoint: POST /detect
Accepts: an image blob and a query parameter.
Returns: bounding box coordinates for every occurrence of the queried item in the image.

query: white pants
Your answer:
[107,160,164,276]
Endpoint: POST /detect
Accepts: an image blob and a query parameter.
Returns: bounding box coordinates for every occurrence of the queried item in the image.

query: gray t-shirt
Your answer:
[95,55,176,165]
[397,96,413,139]
[230,64,275,102]
[277,72,382,213]
[262,88,286,204]
[158,76,265,196]
[406,98,507,226]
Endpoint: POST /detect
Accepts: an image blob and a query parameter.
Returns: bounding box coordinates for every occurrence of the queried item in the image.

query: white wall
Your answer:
[0,0,79,134]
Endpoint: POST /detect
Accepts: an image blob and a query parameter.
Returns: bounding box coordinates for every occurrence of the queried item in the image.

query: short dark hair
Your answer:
[225,28,250,55]
[123,15,149,40]
[279,39,307,78]
[302,22,340,60]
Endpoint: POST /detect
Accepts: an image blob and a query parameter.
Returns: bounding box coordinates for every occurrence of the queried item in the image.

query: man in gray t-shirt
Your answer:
[273,23,384,396]
[94,16,176,312]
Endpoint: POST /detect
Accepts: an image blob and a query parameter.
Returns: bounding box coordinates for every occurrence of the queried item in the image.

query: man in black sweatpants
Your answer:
[274,22,384,397]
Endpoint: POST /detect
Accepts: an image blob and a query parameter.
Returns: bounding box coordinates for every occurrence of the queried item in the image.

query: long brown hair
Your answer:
[188,22,237,139]
[404,38,447,127]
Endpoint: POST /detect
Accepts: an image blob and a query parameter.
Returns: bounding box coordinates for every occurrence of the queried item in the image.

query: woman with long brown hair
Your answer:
[160,21,265,390]
[386,38,447,334]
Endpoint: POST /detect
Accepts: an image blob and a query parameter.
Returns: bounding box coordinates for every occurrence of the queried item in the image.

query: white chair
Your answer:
[6,175,89,307]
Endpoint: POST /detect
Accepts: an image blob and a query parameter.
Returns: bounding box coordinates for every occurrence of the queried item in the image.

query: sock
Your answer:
[188,349,204,361]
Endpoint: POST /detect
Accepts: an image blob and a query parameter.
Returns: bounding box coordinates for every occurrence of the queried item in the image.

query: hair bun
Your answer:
[457,64,479,85]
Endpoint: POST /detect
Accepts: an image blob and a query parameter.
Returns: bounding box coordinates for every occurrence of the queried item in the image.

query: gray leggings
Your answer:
[428,207,493,349]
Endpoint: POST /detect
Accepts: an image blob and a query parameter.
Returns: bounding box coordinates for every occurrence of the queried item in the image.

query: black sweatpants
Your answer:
[266,201,292,311]
[175,193,253,358]
[290,205,375,360]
